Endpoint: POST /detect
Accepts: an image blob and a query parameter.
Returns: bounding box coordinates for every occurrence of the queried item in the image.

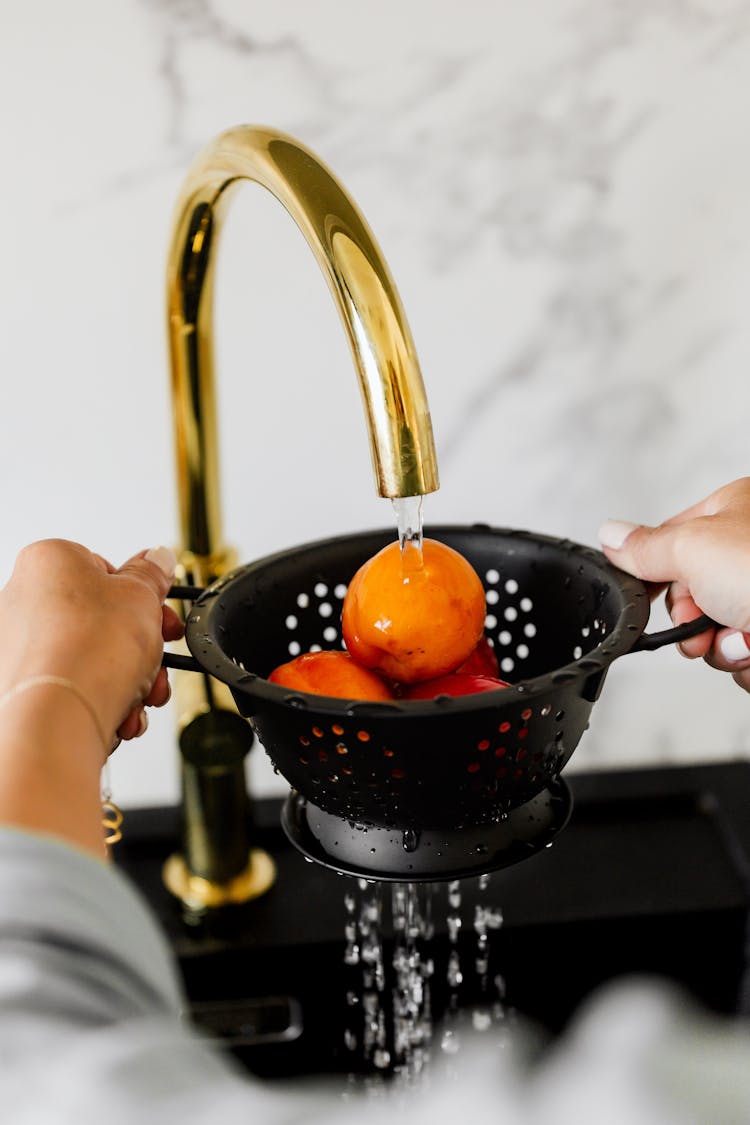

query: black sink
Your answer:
[115,761,750,1078]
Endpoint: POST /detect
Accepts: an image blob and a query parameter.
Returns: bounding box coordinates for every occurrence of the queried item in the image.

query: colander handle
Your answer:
[169,585,205,600]
[630,612,717,653]
[160,585,208,673]
[162,651,203,672]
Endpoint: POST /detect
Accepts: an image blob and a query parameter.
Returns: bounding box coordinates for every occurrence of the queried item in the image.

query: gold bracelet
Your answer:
[0,675,122,846]
[0,675,109,757]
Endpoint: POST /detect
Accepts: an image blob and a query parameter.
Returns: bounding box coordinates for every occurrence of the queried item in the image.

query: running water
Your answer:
[439,880,464,1057]
[343,874,512,1087]
[392,496,424,571]
[344,881,434,1084]
[341,496,510,1083]
[471,874,506,1036]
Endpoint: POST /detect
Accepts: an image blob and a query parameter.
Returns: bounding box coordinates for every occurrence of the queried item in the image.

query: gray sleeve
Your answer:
[0,828,183,1025]
[0,829,318,1125]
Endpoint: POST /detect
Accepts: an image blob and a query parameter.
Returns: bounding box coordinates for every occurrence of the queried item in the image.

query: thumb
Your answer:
[598,519,685,585]
[118,545,177,603]
[599,517,718,659]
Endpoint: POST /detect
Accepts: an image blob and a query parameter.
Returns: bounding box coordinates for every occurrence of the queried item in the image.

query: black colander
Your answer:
[165,525,712,881]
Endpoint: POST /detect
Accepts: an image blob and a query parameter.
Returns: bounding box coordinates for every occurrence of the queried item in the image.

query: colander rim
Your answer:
[183,523,651,717]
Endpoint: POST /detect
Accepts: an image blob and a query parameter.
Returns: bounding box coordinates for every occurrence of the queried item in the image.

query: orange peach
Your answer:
[268,650,394,702]
[342,538,486,684]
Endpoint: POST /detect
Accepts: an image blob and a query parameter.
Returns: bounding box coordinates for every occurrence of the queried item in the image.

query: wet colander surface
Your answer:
[182,525,650,832]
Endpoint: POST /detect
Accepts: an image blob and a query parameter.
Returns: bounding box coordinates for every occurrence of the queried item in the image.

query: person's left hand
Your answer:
[0,540,184,755]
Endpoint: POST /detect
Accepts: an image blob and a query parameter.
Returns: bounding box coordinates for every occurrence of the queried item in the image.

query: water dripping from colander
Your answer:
[440,875,512,1059]
[471,877,505,1034]
[441,880,464,1055]
[342,872,515,1085]
[343,879,434,1085]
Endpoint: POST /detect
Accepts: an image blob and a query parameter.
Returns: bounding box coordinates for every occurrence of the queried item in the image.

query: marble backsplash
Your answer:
[1,0,749,806]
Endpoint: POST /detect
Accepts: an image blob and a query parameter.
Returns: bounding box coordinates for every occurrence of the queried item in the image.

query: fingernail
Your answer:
[145,546,177,582]
[719,631,750,663]
[598,520,639,550]
[137,710,149,737]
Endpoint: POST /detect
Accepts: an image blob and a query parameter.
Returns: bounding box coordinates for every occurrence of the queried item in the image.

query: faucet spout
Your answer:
[166,125,439,574]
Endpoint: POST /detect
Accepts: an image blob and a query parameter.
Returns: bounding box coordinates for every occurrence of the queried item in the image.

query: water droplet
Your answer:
[344,944,361,966]
[440,1029,460,1055]
[486,908,504,929]
[373,1047,391,1069]
[402,828,420,852]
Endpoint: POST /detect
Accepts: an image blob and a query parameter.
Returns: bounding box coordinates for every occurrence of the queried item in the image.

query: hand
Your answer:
[599,478,750,692]
[0,539,184,754]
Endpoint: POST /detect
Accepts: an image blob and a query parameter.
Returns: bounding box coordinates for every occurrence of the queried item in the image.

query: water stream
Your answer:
[342,497,510,1085]
[344,875,512,1088]
[392,496,424,572]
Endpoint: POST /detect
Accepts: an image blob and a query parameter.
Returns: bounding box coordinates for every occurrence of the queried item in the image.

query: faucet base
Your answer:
[163,847,276,912]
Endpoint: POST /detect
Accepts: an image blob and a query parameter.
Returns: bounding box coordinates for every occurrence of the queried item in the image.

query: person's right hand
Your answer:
[599,478,750,693]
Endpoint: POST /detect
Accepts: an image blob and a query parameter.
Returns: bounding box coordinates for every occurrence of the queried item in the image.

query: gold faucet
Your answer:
[162,126,439,911]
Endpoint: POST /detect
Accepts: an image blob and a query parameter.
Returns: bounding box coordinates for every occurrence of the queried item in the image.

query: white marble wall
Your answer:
[1,0,749,807]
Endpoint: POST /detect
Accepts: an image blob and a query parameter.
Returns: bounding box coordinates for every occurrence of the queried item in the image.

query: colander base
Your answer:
[280,779,572,882]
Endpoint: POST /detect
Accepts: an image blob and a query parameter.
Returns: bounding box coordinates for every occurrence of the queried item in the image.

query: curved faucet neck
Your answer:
[166,125,439,572]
